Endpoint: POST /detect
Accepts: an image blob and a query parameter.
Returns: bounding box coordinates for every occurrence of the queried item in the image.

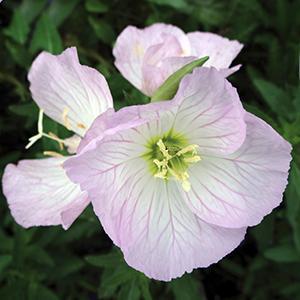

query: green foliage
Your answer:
[0,0,299,299]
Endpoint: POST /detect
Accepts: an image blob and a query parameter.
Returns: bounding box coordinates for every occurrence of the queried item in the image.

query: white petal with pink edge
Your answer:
[2,157,89,230]
[172,67,246,155]
[28,47,113,136]
[64,119,246,281]
[113,23,190,94]
[183,113,292,228]
[187,31,243,69]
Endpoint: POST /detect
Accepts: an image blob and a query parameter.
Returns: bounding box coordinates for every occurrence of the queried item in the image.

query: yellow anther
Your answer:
[43,151,64,158]
[153,159,168,168]
[62,107,72,130]
[153,159,168,179]
[77,123,86,129]
[151,138,200,192]
[176,144,199,156]
[183,155,201,163]
[157,139,172,160]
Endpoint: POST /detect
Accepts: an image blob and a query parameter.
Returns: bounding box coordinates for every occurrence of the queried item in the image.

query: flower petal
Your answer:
[141,36,185,96]
[64,123,246,281]
[187,32,243,69]
[173,67,246,155]
[2,157,89,229]
[183,112,292,228]
[28,47,113,136]
[113,23,190,93]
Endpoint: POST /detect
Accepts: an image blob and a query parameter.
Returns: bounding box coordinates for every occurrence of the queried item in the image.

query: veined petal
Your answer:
[28,47,113,136]
[2,157,89,229]
[76,101,175,154]
[113,23,190,93]
[142,36,184,96]
[183,112,292,228]
[187,32,243,69]
[172,67,246,155]
[64,119,246,281]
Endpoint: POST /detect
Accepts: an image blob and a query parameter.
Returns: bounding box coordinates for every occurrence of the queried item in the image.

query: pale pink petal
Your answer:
[218,64,242,77]
[2,157,89,229]
[141,36,184,96]
[113,23,190,93]
[76,67,246,157]
[187,32,243,69]
[64,120,246,281]
[183,112,292,228]
[76,101,175,154]
[172,67,246,155]
[28,47,113,136]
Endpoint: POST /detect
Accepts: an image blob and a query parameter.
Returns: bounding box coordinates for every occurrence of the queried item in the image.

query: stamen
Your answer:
[43,151,64,158]
[25,109,44,149]
[176,144,199,156]
[157,139,172,160]
[25,133,42,149]
[48,132,64,150]
[62,107,72,130]
[151,137,200,193]
[183,156,201,163]
[26,109,68,150]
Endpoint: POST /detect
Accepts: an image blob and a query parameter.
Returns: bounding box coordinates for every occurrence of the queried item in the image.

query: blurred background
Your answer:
[0,0,299,299]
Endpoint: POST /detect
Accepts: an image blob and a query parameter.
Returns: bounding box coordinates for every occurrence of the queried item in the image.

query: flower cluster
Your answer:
[2,23,292,281]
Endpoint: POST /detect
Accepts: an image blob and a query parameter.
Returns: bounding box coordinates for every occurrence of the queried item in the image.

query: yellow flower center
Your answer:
[152,138,201,192]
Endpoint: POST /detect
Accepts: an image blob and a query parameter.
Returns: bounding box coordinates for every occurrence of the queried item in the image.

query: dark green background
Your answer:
[0,0,299,299]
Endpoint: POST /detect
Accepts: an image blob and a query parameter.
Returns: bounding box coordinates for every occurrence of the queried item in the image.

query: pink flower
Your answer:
[113,23,243,97]
[2,47,113,229]
[64,67,292,281]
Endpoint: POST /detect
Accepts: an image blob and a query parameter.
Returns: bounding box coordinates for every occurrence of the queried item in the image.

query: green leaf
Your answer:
[9,102,39,118]
[99,266,136,298]
[4,9,30,44]
[5,40,31,69]
[169,274,204,300]
[151,56,209,102]
[0,255,12,274]
[139,276,152,300]
[51,256,84,278]
[28,282,60,300]
[30,14,63,54]
[26,245,55,267]
[118,280,141,300]
[19,0,48,24]
[264,244,300,262]
[286,164,300,251]
[252,78,291,118]
[85,251,123,268]
[88,17,116,45]
[47,0,81,27]
[85,0,109,13]
[251,214,275,251]
[147,0,189,10]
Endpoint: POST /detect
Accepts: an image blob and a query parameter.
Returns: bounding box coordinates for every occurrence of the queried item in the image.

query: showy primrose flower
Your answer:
[2,47,113,229]
[64,67,292,281]
[113,23,243,97]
